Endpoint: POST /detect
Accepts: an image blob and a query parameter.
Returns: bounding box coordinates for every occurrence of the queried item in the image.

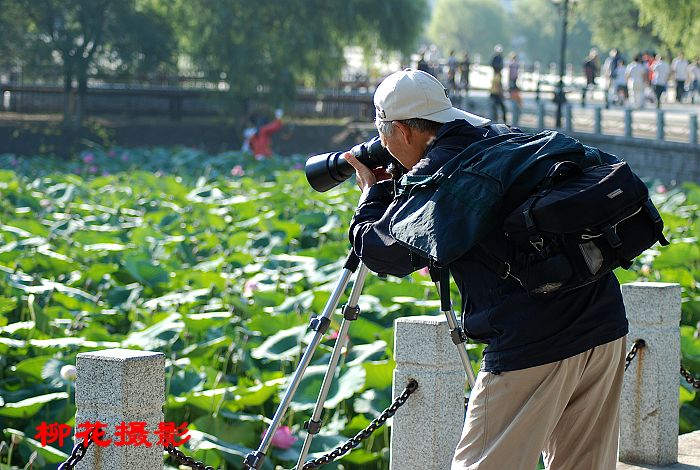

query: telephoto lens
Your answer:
[305,136,393,192]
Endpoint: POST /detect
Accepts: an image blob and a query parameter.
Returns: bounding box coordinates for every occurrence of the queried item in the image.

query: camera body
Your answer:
[305,136,393,192]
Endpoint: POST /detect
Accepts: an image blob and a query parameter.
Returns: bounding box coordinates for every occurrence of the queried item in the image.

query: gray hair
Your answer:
[375,118,442,137]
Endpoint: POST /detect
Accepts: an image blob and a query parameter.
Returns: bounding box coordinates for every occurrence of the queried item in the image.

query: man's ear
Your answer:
[394,121,412,145]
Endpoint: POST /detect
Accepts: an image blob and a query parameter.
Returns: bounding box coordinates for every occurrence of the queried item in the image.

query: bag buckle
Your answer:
[500,262,511,279]
[530,237,544,251]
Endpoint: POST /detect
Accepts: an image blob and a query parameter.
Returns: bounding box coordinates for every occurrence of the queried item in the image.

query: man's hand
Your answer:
[344,152,392,192]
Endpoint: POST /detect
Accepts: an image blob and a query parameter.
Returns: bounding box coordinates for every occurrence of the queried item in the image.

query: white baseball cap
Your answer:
[374,69,490,127]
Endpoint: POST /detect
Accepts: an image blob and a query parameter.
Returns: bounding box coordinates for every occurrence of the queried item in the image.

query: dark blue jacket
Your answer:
[349,120,628,372]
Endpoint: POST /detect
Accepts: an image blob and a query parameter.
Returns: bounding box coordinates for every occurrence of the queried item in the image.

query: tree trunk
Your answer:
[62,66,73,125]
[76,64,88,127]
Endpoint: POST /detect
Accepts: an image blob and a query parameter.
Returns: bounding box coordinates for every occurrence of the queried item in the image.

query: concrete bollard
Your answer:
[619,282,681,467]
[390,316,466,470]
[74,349,165,470]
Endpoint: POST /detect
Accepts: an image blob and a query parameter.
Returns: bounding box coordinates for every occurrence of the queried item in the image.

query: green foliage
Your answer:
[0,150,698,469]
[0,147,440,469]
[427,0,510,61]
[578,0,661,54]
[635,0,700,58]
[174,0,428,113]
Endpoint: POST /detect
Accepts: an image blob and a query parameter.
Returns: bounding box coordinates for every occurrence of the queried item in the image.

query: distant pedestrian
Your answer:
[688,59,700,104]
[491,44,504,74]
[581,48,600,106]
[613,59,628,106]
[672,52,689,102]
[626,55,647,109]
[603,48,622,107]
[242,109,284,159]
[417,53,430,73]
[459,52,471,93]
[490,71,507,122]
[651,54,670,108]
[447,50,458,96]
[507,52,520,91]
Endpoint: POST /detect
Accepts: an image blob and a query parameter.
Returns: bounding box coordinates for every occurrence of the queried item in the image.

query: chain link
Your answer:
[681,363,700,389]
[624,339,646,371]
[165,444,216,470]
[59,378,419,470]
[58,432,93,470]
[298,379,419,470]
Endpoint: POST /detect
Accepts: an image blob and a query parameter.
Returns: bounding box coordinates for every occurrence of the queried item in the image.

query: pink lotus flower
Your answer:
[656,184,667,194]
[107,150,117,158]
[82,153,95,164]
[88,165,98,174]
[243,280,259,296]
[231,165,245,176]
[293,163,303,170]
[418,266,430,277]
[328,329,339,340]
[263,426,297,449]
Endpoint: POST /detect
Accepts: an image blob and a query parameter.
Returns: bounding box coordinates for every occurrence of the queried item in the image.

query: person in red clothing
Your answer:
[242,109,284,159]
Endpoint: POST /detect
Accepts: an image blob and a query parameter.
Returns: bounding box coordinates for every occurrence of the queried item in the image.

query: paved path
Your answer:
[617,430,700,469]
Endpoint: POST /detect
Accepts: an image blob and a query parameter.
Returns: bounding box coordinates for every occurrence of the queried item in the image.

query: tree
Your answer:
[11,0,177,126]
[578,0,661,56]
[635,0,700,58]
[427,0,510,63]
[171,0,428,117]
[512,0,593,70]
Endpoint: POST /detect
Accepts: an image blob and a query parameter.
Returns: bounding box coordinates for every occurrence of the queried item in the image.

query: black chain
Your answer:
[165,444,216,470]
[58,432,93,470]
[61,380,420,470]
[681,363,700,389]
[624,339,645,371]
[298,379,419,470]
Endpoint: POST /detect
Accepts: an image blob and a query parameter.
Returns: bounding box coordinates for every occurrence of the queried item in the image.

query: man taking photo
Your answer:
[344,69,628,470]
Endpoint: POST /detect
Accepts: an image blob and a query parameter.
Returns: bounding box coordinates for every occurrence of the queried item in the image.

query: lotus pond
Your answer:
[0,147,698,469]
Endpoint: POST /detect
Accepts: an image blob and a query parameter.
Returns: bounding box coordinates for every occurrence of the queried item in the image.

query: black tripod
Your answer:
[242,251,477,470]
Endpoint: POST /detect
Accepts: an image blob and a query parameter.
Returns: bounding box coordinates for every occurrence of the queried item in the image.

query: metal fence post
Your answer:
[74,349,165,470]
[537,102,546,130]
[565,104,573,132]
[619,282,681,467]
[656,110,665,141]
[624,108,632,138]
[594,107,602,135]
[690,114,698,145]
[391,316,466,470]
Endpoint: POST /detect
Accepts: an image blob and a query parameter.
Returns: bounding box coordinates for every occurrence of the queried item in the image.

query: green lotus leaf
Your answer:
[251,325,307,361]
[0,392,69,418]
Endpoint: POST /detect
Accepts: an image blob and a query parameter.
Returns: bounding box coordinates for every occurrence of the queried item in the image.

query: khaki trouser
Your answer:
[452,337,626,470]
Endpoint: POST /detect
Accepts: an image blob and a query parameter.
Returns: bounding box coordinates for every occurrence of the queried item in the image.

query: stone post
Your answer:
[619,282,681,466]
[390,316,466,470]
[74,349,165,470]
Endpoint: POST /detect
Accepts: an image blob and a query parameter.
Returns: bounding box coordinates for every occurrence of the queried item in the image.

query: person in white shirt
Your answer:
[687,60,700,104]
[651,55,670,108]
[626,55,648,109]
[613,60,628,106]
[672,53,689,102]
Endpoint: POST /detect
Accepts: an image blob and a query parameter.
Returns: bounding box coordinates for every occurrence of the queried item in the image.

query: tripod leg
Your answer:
[243,253,360,470]
[295,263,370,470]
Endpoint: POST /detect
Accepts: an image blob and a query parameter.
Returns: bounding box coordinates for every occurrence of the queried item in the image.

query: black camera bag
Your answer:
[477,160,669,296]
